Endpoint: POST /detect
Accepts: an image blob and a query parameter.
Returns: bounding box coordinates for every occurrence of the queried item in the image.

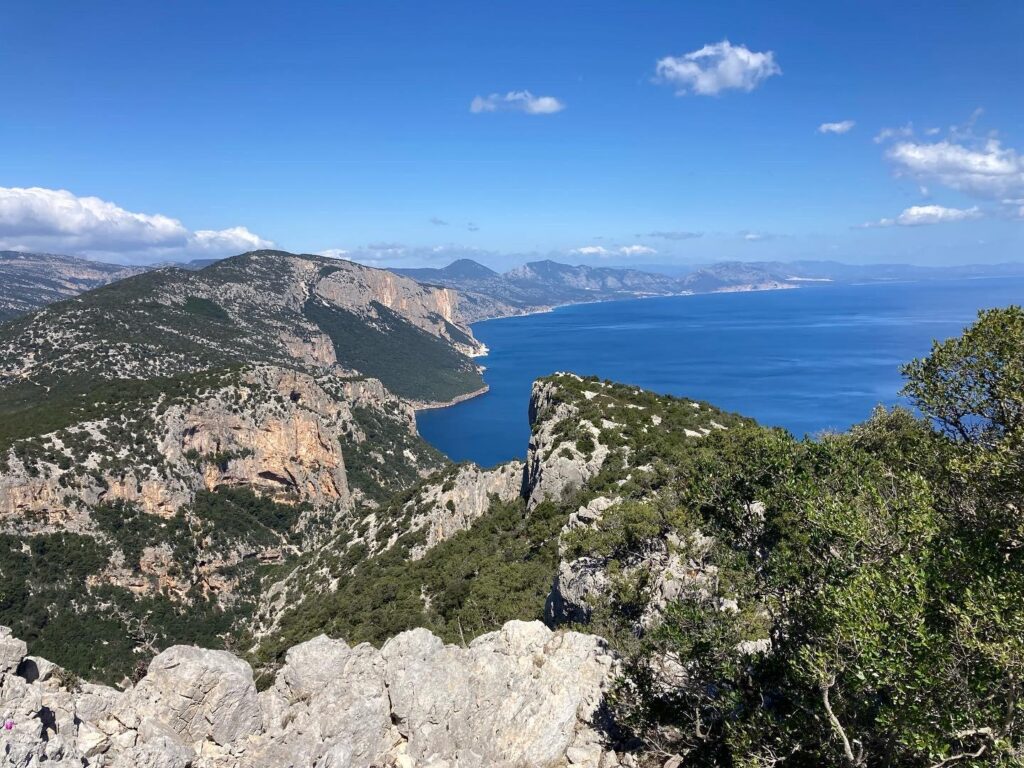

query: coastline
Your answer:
[417,283,810,417]
[413,383,490,412]
[469,281,804,325]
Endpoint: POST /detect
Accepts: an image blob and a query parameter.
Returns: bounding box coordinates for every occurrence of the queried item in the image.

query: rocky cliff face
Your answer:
[312,260,481,357]
[0,366,425,526]
[401,462,525,559]
[0,364,446,647]
[0,621,624,768]
[528,375,750,629]
[525,376,611,509]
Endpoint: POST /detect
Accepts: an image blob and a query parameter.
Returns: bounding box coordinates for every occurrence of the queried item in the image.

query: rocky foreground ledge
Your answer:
[0,622,629,768]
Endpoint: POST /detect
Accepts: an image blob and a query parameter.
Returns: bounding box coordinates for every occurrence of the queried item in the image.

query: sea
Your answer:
[417,277,1024,467]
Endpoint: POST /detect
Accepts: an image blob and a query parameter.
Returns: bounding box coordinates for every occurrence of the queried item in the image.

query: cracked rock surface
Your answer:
[0,621,620,767]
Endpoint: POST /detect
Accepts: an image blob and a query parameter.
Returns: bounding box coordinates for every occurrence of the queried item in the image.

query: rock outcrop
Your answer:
[548,494,721,629]
[0,621,622,767]
[525,377,609,509]
[0,367,365,523]
[404,461,525,559]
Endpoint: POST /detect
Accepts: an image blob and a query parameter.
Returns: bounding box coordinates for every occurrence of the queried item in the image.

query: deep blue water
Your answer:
[418,278,1024,467]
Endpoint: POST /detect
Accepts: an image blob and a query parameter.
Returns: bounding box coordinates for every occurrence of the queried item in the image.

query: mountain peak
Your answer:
[442,259,497,279]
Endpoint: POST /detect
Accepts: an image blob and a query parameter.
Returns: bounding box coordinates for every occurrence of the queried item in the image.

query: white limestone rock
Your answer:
[123,645,262,747]
[0,621,620,767]
[0,627,27,674]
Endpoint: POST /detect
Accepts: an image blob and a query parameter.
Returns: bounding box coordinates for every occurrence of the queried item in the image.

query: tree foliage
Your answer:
[590,306,1024,766]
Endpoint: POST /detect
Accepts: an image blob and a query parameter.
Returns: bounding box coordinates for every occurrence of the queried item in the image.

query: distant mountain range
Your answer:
[0,251,143,322]
[395,258,1024,321]
[4,251,1024,327]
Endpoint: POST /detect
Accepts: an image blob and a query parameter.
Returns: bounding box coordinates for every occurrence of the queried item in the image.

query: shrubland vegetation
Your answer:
[255,494,566,670]
[574,306,1024,767]
[0,486,305,684]
[2,244,1020,768]
[258,306,1024,767]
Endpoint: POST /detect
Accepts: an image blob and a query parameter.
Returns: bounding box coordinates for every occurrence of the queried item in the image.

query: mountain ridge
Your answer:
[0,251,144,323]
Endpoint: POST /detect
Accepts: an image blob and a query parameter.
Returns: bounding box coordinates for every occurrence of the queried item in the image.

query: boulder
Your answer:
[123,645,262,747]
[0,626,27,674]
[383,621,616,768]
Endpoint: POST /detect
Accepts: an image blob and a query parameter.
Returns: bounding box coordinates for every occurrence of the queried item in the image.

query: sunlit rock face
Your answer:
[0,621,621,768]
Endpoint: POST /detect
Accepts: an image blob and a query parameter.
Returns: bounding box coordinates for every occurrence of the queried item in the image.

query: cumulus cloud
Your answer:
[571,245,611,256]
[818,120,855,135]
[190,226,271,254]
[318,248,350,260]
[0,186,271,262]
[655,41,780,96]
[470,91,565,115]
[860,205,982,228]
[887,138,1024,199]
[641,230,703,240]
[570,244,658,258]
[619,245,657,256]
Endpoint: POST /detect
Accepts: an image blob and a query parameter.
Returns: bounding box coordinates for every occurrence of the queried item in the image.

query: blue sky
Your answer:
[1,1,1021,268]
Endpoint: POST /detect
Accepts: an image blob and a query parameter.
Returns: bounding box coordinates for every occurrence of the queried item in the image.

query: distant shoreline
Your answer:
[470,282,803,325]
[414,383,490,412]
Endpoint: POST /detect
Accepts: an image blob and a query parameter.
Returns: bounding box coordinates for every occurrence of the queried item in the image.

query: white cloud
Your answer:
[619,244,657,256]
[0,186,187,249]
[818,120,855,135]
[742,232,770,241]
[190,226,271,254]
[897,205,981,225]
[571,245,611,256]
[874,123,914,144]
[571,244,657,258]
[0,186,272,262]
[318,248,350,260]
[655,41,780,96]
[470,91,565,115]
[860,205,982,228]
[887,138,1024,199]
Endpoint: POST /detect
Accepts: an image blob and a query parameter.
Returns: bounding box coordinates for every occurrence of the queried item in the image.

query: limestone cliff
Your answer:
[0,366,424,525]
